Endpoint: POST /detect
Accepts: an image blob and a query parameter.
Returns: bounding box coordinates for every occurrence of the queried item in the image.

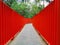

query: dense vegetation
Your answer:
[3,0,50,18]
[11,2,43,18]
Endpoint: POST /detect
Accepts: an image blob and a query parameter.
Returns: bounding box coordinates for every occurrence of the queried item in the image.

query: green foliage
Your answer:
[4,0,43,18]
[11,2,43,18]
[4,0,16,6]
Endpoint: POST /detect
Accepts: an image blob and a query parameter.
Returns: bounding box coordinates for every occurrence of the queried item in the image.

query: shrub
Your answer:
[11,2,43,18]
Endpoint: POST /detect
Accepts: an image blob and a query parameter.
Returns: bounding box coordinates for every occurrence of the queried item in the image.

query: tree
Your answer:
[35,0,41,5]
[3,0,44,18]
[4,0,16,6]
